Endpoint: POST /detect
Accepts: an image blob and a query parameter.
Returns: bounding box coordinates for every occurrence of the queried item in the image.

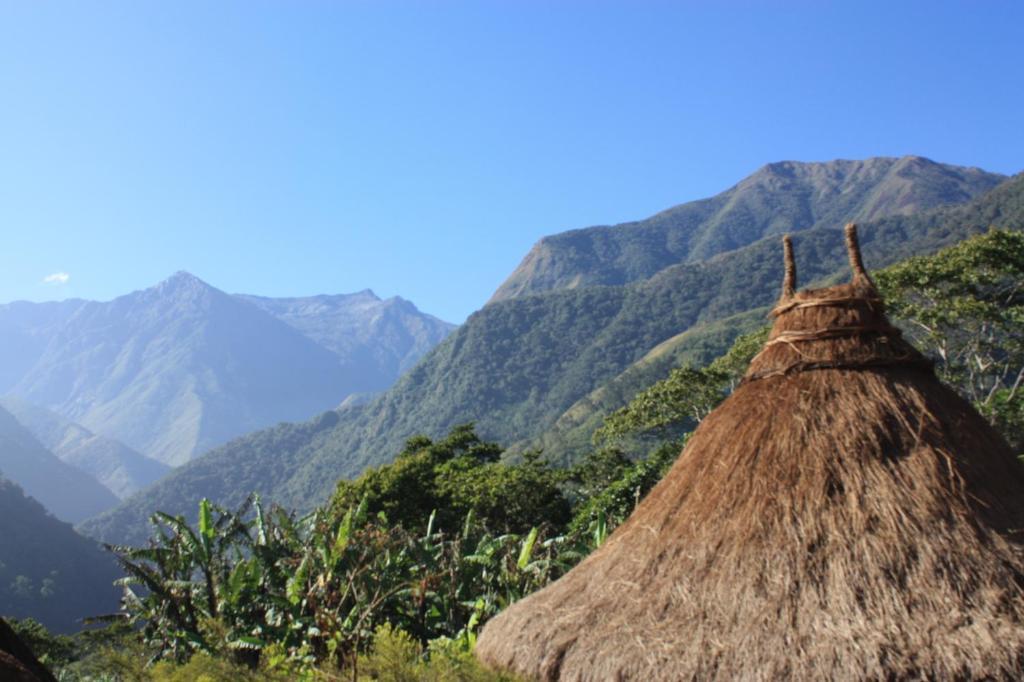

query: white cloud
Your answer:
[42,272,70,285]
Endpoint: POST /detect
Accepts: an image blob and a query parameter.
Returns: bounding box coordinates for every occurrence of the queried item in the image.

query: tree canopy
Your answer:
[876,229,1024,450]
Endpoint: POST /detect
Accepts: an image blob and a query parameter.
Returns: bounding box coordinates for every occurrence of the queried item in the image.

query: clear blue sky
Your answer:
[1,1,1021,322]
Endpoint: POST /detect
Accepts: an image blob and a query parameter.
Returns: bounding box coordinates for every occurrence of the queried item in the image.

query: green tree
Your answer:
[332,424,570,534]
[7,618,76,669]
[568,441,682,541]
[875,229,1024,450]
[106,496,263,665]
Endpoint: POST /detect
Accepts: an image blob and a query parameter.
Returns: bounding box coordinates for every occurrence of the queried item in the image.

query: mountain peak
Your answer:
[752,156,943,179]
[314,289,381,304]
[154,271,218,298]
[162,270,206,285]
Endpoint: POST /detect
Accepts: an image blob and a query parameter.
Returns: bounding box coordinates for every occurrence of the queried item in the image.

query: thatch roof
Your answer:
[0,618,57,682]
[476,225,1024,681]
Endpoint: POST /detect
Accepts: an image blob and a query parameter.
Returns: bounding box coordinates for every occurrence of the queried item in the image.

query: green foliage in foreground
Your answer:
[354,624,522,681]
[63,425,672,679]
[11,621,518,680]
[567,440,682,541]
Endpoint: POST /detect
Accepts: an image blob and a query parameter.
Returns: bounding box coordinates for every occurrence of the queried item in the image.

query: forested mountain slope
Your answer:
[0,405,118,523]
[82,171,1024,545]
[0,477,120,633]
[520,308,770,465]
[489,156,1003,302]
[0,397,168,499]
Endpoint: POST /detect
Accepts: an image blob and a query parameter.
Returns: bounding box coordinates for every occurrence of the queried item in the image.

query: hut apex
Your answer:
[476,225,1024,681]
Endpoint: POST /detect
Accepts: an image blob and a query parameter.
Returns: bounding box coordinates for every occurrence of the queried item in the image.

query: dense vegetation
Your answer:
[81,171,1024,547]
[15,230,1024,680]
[876,229,1024,450]
[21,427,675,679]
[0,478,120,633]
[519,308,769,465]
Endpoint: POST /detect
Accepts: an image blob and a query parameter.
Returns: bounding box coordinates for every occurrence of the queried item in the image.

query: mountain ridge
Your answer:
[4,274,350,466]
[0,404,119,522]
[0,276,454,467]
[489,156,1004,303]
[80,163,1024,545]
[239,289,454,386]
[0,397,169,499]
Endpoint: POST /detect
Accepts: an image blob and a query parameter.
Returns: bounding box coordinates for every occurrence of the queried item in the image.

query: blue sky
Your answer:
[1,1,1021,323]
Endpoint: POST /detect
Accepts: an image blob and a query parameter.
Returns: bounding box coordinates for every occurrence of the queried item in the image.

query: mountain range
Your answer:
[239,290,454,395]
[0,404,118,523]
[0,397,169,499]
[79,156,1021,545]
[0,276,454,468]
[490,156,1002,301]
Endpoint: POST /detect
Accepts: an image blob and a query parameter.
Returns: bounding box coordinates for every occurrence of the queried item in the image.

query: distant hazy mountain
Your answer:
[0,299,88,391]
[0,397,168,499]
[0,477,120,633]
[1,273,353,466]
[490,156,1004,302]
[0,274,454,467]
[81,161,1024,546]
[0,405,118,522]
[239,290,455,395]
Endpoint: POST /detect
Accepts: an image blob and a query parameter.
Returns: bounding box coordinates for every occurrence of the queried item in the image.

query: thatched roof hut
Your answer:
[476,225,1024,681]
[0,618,57,682]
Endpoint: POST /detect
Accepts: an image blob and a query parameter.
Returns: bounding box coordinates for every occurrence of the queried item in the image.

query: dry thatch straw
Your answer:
[476,224,1024,681]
